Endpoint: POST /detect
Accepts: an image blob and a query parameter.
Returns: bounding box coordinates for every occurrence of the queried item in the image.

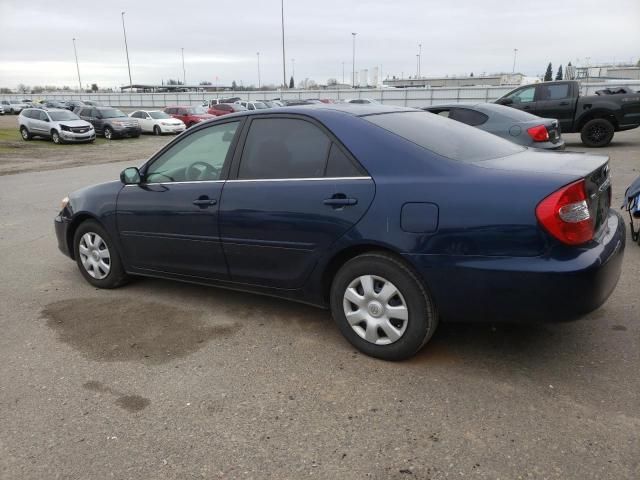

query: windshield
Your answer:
[253,102,267,109]
[49,111,79,121]
[187,106,207,114]
[100,108,126,118]
[149,111,171,119]
[364,111,524,162]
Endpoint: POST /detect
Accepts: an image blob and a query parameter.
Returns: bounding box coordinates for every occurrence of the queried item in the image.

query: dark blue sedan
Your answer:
[54,105,625,360]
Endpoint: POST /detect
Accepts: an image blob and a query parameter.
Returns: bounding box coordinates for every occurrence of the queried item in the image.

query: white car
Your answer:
[235,100,269,111]
[129,110,186,135]
[1,100,28,114]
[0,105,4,115]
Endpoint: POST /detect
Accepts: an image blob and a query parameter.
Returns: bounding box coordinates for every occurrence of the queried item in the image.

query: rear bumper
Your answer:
[54,214,72,258]
[405,211,625,323]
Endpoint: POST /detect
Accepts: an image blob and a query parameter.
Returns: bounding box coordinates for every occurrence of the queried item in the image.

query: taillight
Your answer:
[527,125,549,142]
[536,179,594,245]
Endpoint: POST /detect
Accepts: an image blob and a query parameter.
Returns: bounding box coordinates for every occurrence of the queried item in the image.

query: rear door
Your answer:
[534,82,576,132]
[219,115,375,289]
[116,119,243,279]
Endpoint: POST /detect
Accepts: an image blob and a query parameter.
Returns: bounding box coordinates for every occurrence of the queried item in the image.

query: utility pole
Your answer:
[291,58,295,82]
[121,12,133,88]
[418,43,422,78]
[281,0,286,87]
[257,52,261,89]
[181,48,186,85]
[72,38,82,92]
[352,32,357,88]
[416,54,419,78]
[342,62,345,84]
[512,48,518,74]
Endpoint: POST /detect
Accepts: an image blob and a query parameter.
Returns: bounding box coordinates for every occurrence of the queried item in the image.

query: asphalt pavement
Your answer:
[0,132,639,479]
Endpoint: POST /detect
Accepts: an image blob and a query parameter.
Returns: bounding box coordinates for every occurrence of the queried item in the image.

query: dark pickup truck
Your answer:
[495,80,640,147]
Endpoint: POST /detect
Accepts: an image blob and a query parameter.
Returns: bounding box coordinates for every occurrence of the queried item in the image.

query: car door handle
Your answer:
[523,105,531,110]
[193,197,217,207]
[324,195,357,208]
[559,101,570,106]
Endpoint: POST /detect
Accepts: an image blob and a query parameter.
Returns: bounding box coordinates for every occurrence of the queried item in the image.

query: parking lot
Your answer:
[0,119,639,479]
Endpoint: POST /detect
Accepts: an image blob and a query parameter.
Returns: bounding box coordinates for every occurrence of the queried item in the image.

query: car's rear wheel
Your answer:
[581,118,614,147]
[153,125,162,136]
[51,130,63,144]
[330,252,438,361]
[73,220,128,289]
[104,127,113,140]
[20,126,32,141]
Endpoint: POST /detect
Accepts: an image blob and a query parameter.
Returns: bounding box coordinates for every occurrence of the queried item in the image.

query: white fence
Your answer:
[2,82,639,108]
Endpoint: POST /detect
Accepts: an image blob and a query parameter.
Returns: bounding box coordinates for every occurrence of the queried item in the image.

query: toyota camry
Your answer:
[54,105,625,360]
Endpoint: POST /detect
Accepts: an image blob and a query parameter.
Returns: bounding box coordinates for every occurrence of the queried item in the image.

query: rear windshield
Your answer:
[483,103,539,122]
[364,111,524,162]
[49,110,79,121]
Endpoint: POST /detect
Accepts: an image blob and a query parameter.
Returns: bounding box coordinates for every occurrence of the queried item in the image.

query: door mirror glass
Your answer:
[120,167,141,185]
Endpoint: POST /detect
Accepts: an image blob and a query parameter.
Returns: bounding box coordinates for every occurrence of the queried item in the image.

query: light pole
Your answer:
[257,52,261,89]
[72,38,82,92]
[121,12,133,88]
[181,47,186,85]
[281,0,286,87]
[418,43,422,78]
[512,48,518,74]
[342,62,345,84]
[351,32,357,88]
[416,54,419,78]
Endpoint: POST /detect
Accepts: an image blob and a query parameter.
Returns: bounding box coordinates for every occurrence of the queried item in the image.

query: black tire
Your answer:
[153,125,162,136]
[104,126,114,140]
[580,118,614,148]
[73,220,129,289]
[20,126,32,141]
[51,130,63,144]
[330,252,438,361]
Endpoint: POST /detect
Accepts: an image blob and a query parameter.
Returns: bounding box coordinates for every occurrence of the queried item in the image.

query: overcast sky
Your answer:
[0,0,638,89]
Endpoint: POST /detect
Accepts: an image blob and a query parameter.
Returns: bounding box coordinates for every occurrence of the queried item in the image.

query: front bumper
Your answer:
[112,126,141,137]
[60,130,96,142]
[55,214,72,258]
[405,211,625,323]
[160,124,186,133]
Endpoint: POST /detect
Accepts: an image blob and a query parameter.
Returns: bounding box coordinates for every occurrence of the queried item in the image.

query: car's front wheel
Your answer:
[51,130,63,144]
[20,126,32,141]
[104,126,114,140]
[73,220,128,288]
[153,125,162,136]
[330,252,438,361]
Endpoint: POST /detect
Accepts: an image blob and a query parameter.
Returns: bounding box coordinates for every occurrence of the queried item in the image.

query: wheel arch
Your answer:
[576,110,619,132]
[66,213,101,259]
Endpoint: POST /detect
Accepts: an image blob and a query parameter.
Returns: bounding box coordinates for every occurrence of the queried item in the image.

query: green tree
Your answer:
[289,76,294,88]
[91,83,99,92]
[470,72,474,77]
[231,80,238,90]
[544,63,553,81]
[555,65,563,80]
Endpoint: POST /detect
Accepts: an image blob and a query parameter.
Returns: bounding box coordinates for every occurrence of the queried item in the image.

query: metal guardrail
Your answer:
[2,82,638,108]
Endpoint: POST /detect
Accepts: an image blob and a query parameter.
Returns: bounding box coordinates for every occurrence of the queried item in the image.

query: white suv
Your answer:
[19,108,95,144]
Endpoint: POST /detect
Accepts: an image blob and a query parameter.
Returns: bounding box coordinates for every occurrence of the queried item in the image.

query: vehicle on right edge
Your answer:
[495,80,640,147]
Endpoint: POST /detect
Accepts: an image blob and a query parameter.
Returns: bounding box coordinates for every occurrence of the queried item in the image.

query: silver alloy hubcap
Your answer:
[21,129,28,139]
[105,129,112,139]
[79,232,111,279]
[343,275,409,345]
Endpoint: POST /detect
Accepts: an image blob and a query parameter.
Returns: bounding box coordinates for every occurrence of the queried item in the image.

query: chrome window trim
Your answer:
[124,180,226,187]
[227,176,372,183]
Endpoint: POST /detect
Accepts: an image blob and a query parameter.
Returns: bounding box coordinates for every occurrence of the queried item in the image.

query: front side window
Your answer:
[238,118,330,179]
[505,86,535,103]
[100,108,126,119]
[38,110,49,121]
[145,121,240,183]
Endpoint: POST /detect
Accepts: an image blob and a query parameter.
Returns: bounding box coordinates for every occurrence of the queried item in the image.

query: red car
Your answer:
[163,105,215,128]
[207,103,248,116]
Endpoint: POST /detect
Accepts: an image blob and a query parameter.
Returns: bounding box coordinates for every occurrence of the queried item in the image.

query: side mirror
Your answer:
[495,98,513,105]
[120,167,141,185]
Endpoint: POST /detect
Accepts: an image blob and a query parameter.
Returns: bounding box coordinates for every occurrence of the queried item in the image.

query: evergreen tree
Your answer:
[544,63,553,81]
[231,80,238,90]
[555,65,563,80]
[289,76,295,88]
[470,72,474,77]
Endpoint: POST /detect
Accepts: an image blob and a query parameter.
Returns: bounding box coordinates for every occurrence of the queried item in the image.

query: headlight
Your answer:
[60,125,71,132]
[60,196,69,210]
[160,122,171,126]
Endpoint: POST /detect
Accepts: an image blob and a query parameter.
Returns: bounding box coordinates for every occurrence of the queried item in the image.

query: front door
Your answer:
[116,120,242,279]
[502,85,537,114]
[219,116,375,289]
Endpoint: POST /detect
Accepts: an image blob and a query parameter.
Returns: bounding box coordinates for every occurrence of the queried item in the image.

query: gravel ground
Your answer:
[0,123,638,479]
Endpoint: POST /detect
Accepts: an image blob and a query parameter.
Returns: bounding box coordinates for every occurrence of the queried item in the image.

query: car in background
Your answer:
[18,108,95,144]
[345,98,380,105]
[203,97,242,108]
[77,106,140,139]
[83,100,102,107]
[235,100,269,111]
[207,103,248,116]
[164,105,215,128]
[424,103,565,150]
[54,105,623,361]
[261,100,283,108]
[280,99,315,106]
[129,110,186,135]
[38,100,68,110]
[495,80,640,147]
[1,99,28,114]
[0,105,4,115]
[64,100,85,111]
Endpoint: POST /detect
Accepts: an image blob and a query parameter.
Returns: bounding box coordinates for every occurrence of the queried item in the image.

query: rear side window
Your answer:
[238,118,330,179]
[38,110,49,121]
[364,111,524,162]
[325,143,365,177]
[449,108,488,126]
[537,83,570,101]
